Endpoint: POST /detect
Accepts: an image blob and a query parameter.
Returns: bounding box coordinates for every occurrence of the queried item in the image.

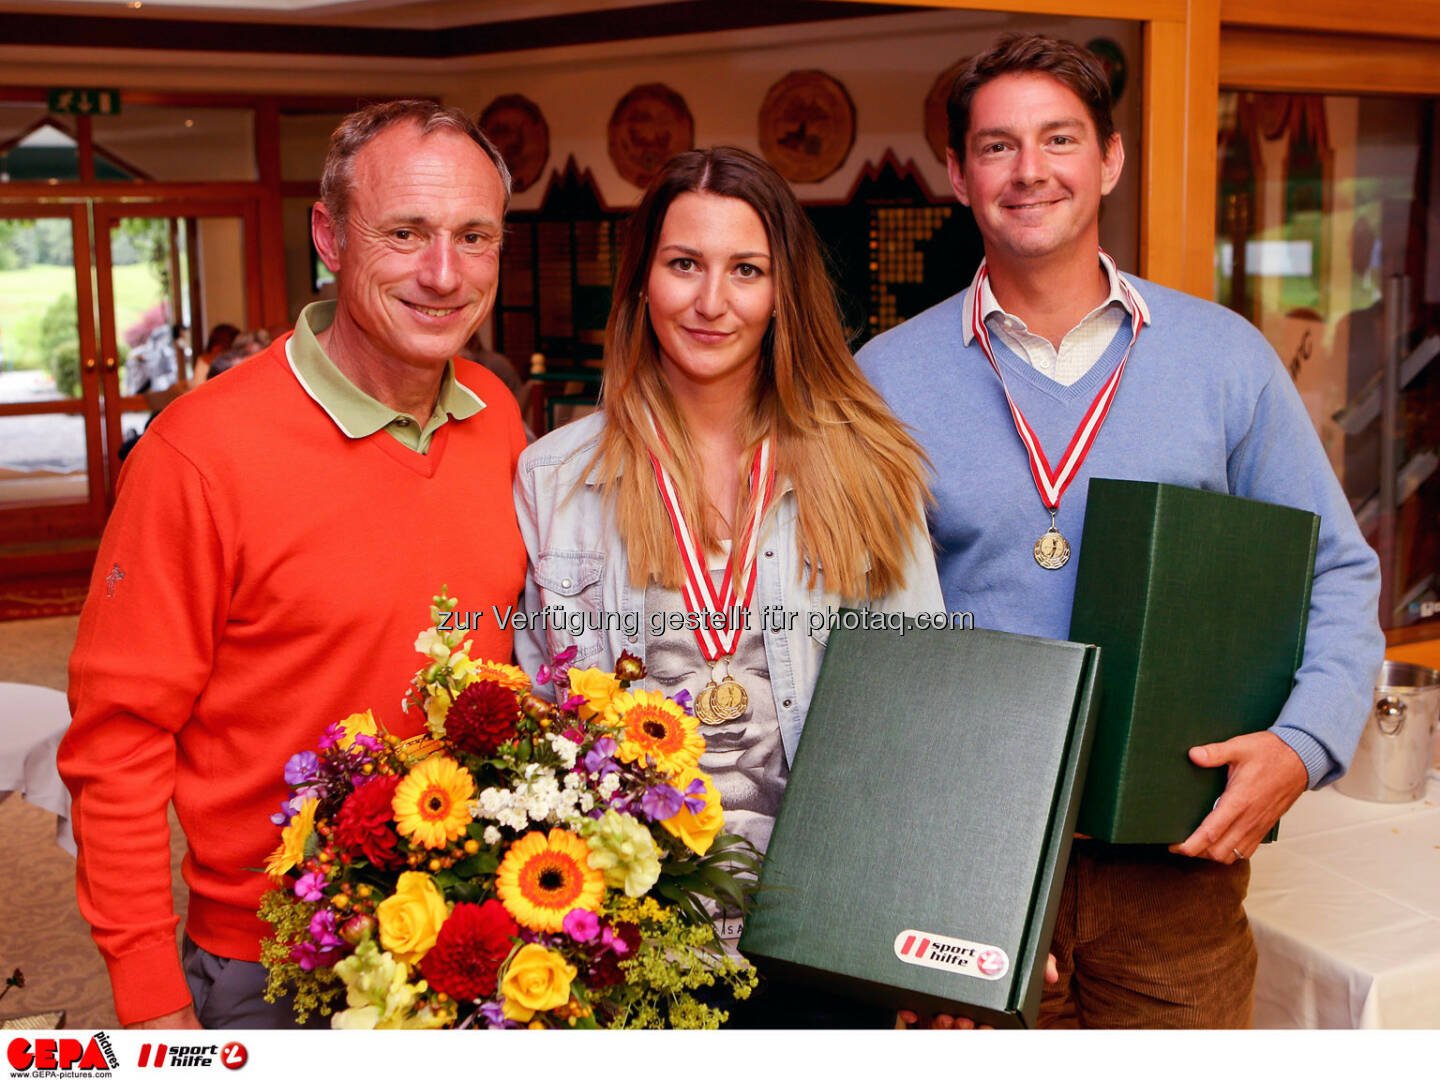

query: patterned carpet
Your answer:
[0,615,189,1030]
[0,574,91,622]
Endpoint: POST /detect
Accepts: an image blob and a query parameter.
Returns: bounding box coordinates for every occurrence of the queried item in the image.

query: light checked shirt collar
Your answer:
[285,300,484,454]
[960,250,1151,348]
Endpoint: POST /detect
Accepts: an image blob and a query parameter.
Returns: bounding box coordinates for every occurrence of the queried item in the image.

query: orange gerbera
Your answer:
[495,828,605,933]
[392,755,475,849]
[606,689,705,773]
[464,660,531,694]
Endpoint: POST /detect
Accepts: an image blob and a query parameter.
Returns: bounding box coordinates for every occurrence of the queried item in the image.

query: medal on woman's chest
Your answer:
[967,257,1145,572]
[694,659,750,726]
[647,421,776,723]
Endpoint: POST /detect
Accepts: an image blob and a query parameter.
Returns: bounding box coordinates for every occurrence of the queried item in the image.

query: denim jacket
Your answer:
[513,411,944,767]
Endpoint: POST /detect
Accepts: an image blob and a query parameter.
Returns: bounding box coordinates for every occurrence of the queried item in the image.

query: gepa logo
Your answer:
[893,929,1010,981]
[6,1031,118,1076]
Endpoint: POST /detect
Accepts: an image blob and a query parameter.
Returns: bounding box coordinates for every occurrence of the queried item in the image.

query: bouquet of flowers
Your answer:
[258,589,759,1029]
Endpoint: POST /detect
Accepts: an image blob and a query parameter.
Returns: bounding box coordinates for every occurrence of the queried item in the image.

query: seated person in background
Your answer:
[190,323,240,383]
[514,146,944,1028]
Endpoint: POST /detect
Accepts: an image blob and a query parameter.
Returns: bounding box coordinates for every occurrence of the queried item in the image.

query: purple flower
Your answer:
[672,688,694,716]
[563,908,600,943]
[284,751,320,787]
[583,737,618,776]
[317,722,346,751]
[538,645,579,688]
[682,777,708,815]
[308,908,345,950]
[640,784,684,822]
[479,1001,520,1029]
[293,872,326,902]
[290,909,347,970]
[353,732,383,755]
[559,693,585,712]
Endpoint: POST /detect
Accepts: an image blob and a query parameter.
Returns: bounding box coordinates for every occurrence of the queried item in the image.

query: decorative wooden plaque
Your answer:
[479,94,550,193]
[758,69,855,184]
[925,57,969,164]
[607,83,694,189]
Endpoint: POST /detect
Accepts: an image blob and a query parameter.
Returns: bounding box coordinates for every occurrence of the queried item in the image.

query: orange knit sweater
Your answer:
[60,337,527,1025]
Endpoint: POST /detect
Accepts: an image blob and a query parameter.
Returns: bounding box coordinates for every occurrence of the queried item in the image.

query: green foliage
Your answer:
[116,218,170,293]
[39,293,80,397]
[601,895,756,1029]
[258,889,341,1024]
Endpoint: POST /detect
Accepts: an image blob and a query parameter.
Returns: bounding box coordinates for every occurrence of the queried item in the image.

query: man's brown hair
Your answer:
[946,33,1115,162]
[319,99,512,240]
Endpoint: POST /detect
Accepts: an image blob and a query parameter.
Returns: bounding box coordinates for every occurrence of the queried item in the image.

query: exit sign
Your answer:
[48,88,121,116]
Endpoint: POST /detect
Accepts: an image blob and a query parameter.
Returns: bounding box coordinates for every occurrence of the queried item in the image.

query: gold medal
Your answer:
[695,660,750,725]
[1033,511,1071,570]
[694,678,719,725]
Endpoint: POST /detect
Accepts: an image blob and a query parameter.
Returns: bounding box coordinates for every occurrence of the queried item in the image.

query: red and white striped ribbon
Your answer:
[966,254,1145,511]
[647,424,775,659]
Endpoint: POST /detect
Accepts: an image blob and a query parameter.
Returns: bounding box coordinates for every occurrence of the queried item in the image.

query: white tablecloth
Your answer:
[0,681,75,854]
[1247,772,1440,1028]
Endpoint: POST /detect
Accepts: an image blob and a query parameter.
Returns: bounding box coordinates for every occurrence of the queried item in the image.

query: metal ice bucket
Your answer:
[1335,661,1440,803]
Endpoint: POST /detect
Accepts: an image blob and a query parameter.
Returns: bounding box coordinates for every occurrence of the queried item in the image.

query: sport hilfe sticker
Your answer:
[893,930,1010,981]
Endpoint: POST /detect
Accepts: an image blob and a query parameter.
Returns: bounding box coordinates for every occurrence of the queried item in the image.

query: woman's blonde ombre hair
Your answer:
[588,146,931,599]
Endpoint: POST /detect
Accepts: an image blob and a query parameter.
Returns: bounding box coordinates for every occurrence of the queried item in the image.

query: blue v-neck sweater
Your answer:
[858,275,1383,788]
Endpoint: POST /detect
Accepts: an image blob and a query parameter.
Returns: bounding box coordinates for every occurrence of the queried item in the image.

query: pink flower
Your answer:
[563,908,600,944]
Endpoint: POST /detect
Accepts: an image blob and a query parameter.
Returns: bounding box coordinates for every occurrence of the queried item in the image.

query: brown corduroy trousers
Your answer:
[1038,840,1256,1029]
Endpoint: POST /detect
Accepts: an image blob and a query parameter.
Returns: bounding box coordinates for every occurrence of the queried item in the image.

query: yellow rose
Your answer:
[568,667,621,721]
[376,871,449,966]
[500,944,578,1022]
[658,767,725,856]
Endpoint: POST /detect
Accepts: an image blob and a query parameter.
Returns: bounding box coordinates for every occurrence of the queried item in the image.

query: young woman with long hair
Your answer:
[514,146,943,1025]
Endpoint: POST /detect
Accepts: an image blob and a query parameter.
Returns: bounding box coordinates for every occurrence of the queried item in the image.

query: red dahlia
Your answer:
[589,921,643,987]
[332,774,404,868]
[419,900,518,1001]
[446,680,519,756]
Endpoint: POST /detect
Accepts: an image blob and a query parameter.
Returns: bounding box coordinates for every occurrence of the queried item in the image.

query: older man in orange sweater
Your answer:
[60,101,525,1030]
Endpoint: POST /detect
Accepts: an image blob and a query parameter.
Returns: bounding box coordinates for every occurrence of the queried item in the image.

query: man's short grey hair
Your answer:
[319,99,513,240]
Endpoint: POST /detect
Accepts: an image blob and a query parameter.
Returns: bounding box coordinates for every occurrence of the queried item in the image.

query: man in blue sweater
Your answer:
[859,33,1383,1027]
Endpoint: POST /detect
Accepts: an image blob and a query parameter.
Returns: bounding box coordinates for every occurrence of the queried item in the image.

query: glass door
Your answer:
[0,203,104,543]
[92,200,261,506]
[0,197,260,547]
[1216,91,1438,630]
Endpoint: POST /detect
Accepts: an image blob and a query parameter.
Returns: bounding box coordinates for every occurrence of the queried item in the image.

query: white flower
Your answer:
[548,733,581,769]
[482,825,502,846]
[598,774,621,799]
[414,627,450,661]
[498,807,528,832]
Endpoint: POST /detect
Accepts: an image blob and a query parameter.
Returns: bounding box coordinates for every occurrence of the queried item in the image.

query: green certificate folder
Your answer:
[1068,479,1318,844]
[738,623,1100,1028]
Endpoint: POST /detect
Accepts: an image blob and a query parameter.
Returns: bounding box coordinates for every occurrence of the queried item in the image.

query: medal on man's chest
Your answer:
[967,257,1145,573]
[1034,512,1072,570]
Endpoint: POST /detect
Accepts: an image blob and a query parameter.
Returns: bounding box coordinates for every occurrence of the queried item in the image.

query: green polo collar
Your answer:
[286,300,485,454]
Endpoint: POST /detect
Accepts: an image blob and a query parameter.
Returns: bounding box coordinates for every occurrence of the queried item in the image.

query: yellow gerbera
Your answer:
[496,828,605,933]
[606,689,705,773]
[462,660,531,694]
[392,755,475,849]
[265,797,318,881]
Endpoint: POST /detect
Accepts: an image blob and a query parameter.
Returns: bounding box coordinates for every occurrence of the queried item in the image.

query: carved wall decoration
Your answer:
[607,83,694,189]
[758,69,856,184]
